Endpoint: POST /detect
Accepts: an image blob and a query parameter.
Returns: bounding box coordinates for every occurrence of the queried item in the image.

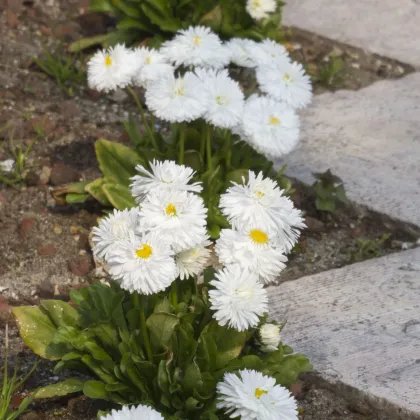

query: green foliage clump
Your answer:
[312,169,348,212]
[351,233,390,261]
[70,0,285,52]
[0,326,37,420]
[12,280,311,419]
[33,48,85,97]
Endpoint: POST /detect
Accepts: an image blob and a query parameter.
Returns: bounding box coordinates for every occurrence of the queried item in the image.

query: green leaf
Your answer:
[12,306,58,360]
[183,362,203,394]
[34,378,85,399]
[273,354,312,387]
[315,196,336,212]
[207,322,247,369]
[66,193,90,204]
[89,0,115,13]
[85,178,112,206]
[117,17,152,31]
[52,181,90,205]
[183,150,203,171]
[102,183,136,210]
[95,138,144,186]
[141,3,182,32]
[41,300,80,328]
[225,169,249,185]
[157,360,170,394]
[335,184,349,204]
[83,380,109,400]
[146,312,179,351]
[68,33,117,53]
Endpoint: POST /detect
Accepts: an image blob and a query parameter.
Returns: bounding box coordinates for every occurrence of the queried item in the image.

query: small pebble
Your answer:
[53,225,62,234]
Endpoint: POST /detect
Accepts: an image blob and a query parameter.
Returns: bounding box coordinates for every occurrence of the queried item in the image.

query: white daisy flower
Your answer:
[219,170,305,252]
[101,404,164,420]
[260,323,281,352]
[161,26,230,69]
[0,159,14,173]
[87,44,136,92]
[246,0,277,20]
[138,190,208,253]
[145,71,208,123]
[257,60,312,109]
[176,238,211,280]
[217,369,298,420]
[209,265,268,331]
[226,38,257,68]
[242,95,300,159]
[130,160,202,203]
[92,208,139,260]
[107,231,177,295]
[215,228,287,284]
[249,39,290,66]
[132,47,174,87]
[196,68,245,129]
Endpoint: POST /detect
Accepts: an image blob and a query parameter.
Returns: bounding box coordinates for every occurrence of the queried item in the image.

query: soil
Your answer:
[0,1,419,419]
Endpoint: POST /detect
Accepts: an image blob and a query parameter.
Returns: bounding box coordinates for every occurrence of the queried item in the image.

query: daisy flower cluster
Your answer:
[87,25,312,160]
[92,160,209,295]
[93,160,303,328]
[89,159,302,420]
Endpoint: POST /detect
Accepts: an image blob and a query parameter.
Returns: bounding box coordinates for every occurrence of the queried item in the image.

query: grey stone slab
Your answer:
[279,72,420,227]
[268,248,420,417]
[282,0,420,68]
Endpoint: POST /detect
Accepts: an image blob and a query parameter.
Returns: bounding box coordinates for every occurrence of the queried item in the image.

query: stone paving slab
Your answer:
[280,72,420,227]
[283,0,420,68]
[269,248,420,418]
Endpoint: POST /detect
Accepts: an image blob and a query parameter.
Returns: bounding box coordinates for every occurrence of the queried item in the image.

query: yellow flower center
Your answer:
[136,244,152,259]
[176,87,184,96]
[105,55,112,67]
[283,72,293,83]
[216,95,228,105]
[249,229,269,245]
[255,190,265,198]
[255,388,268,399]
[252,0,261,7]
[146,56,151,64]
[193,36,201,46]
[269,115,280,125]
[165,203,177,216]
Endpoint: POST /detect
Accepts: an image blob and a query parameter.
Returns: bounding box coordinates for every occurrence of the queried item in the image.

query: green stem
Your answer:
[225,130,232,169]
[127,86,159,151]
[171,279,178,307]
[133,293,153,362]
[206,124,213,172]
[178,124,185,164]
[200,133,205,160]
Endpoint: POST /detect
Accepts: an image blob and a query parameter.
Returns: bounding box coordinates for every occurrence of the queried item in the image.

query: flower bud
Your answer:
[259,323,281,352]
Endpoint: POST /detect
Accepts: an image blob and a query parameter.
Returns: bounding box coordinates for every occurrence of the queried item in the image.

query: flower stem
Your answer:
[225,130,232,169]
[171,279,178,307]
[206,124,213,172]
[178,124,185,164]
[127,86,159,151]
[133,292,153,362]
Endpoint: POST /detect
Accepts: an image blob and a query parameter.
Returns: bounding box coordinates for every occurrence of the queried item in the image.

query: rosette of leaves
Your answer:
[53,131,293,239]
[12,279,311,419]
[70,0,285,52]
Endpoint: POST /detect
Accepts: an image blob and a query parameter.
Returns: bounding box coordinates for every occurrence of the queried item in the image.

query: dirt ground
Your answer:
[0,1,419,419]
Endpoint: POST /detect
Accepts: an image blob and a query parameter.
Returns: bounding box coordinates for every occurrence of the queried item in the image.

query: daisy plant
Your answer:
[69,0,285,52]
[13,162,311,419]
[56,26,312,240]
